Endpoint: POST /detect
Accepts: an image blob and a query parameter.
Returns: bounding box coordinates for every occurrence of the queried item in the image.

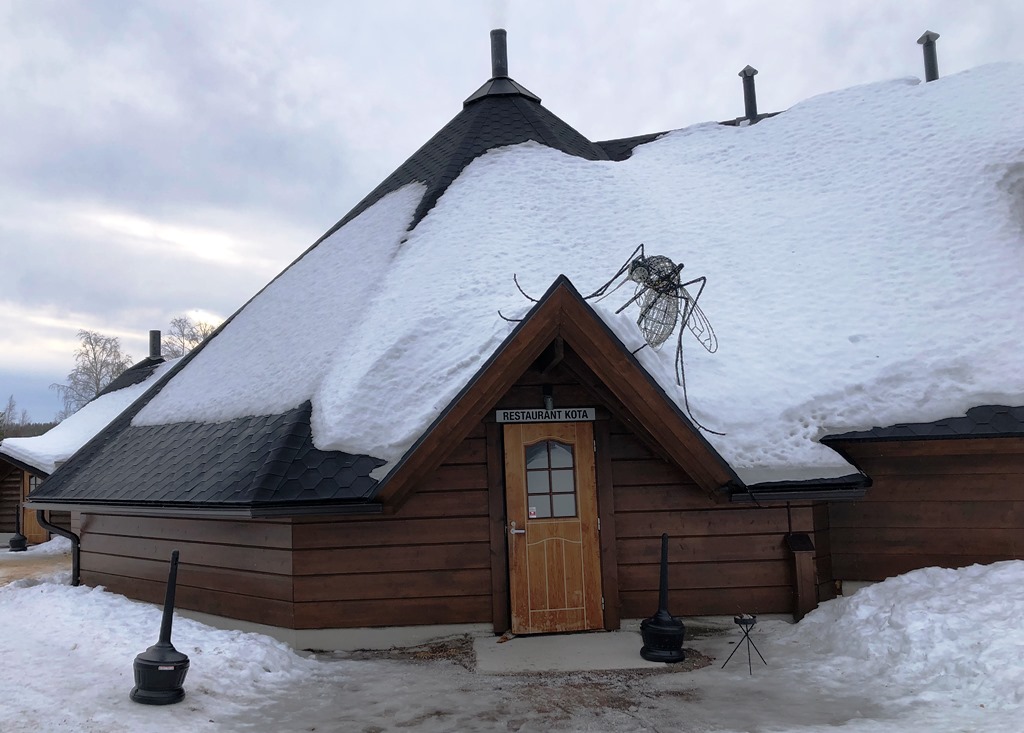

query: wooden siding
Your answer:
[611,421,808,617]
[829,437,1024,582]
[290,424,492,630]
[0,465,18,533]
[813,503,837,602]
[78,513,296,628]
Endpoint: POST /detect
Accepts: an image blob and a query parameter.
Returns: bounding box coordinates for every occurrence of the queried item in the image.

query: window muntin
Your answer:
[524,440,577,518]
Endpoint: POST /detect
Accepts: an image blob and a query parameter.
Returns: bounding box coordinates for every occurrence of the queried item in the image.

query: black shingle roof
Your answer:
[316,69,610,241]
[97,356,165,396]
[822,405,1024,443]
[29,401,382,515]
[595,132,667,161]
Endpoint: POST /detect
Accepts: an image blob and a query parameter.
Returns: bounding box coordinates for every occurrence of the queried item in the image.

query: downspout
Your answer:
[36,510,80,587]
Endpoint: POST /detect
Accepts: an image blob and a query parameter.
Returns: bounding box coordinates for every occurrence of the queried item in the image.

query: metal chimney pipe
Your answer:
[917,31,940,82]
[491,28,508,78]
[739,65,758,120]
[149,330,161,359]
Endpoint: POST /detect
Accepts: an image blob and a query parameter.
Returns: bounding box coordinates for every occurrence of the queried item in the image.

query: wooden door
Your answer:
[504,422,602,634]
[21,472,48,544]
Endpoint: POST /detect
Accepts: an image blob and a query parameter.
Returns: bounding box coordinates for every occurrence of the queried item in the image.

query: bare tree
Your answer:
[50,330,133,419]
[0,394,17,439]
[162,315,217,358]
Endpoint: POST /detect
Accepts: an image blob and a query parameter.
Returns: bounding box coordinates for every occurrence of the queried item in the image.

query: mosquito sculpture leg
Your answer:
[585,243,646,301]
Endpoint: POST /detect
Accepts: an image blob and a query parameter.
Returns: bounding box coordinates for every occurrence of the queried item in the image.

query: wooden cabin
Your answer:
[2,338,167,547]
[0,456,70,545]
[25,33,1024,647]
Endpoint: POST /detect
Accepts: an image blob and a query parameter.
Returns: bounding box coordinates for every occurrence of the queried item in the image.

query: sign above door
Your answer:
[495,408,596,423]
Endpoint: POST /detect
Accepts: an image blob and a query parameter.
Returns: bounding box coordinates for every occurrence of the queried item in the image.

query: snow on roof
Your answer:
[1,360,177,474]
[134,63,1024,484]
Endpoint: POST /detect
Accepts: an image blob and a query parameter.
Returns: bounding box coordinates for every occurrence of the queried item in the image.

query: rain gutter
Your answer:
[35,510,80,586]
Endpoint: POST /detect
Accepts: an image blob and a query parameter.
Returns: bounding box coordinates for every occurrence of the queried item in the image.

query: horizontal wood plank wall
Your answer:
[813,503,837,602]
[78,513,296,628]
[291,424,491,630]
[0,466,19,532]
[610,421,806,617]
[829,437,1024,581]
[49,511,72,533]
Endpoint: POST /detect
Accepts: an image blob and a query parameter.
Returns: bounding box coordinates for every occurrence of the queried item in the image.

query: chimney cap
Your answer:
[464,29,540,105]
[917,30,940,44]
[738,65,758,77]
[490,28,508,78]
[148,330,162,360]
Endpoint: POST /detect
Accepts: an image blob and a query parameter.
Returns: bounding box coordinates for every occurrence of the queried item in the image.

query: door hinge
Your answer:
[601,596,605,610]
[597,517,601,531]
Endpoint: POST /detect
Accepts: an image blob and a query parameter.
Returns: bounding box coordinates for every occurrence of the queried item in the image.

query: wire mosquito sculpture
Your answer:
[500,244,723,435]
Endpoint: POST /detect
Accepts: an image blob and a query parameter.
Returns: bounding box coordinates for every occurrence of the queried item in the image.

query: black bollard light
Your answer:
[639,533,686,662]
[9,506,28,551]
[130,550,190,704]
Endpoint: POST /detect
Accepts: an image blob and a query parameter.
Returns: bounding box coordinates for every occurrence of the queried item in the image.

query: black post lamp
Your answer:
[639,533,686,662]
[8,506,27,551]
[130,550,190,704]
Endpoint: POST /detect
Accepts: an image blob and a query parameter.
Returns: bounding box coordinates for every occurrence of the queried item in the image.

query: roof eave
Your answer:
[23,499,383,519]
[0,452,50,479]
[728,471,870,502]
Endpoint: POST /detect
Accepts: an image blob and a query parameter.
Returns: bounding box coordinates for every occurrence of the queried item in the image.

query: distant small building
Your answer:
[26,32,1024,648]
[2,336,169,545]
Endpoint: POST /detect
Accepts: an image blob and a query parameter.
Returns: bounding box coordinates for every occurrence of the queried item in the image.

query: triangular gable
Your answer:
[375,275,738,507]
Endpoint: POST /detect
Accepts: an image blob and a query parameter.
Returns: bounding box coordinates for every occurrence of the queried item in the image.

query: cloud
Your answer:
[3,0,1023,417]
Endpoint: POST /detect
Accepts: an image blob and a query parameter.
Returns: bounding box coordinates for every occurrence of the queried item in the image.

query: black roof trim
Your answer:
[23,499,383,518]
[729,473,869,503]
[822,405,1024,443]
[0,452,49,479]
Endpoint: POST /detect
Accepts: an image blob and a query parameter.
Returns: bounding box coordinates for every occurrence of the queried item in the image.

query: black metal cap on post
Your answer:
[491,28,509,78]
[739,65,758,121]
[917,30,940,82]
[639,533,686,662]
[8,507,27,551]
[130,550,189,705]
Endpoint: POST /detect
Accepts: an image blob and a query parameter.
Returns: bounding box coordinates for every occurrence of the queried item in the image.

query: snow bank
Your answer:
[0,576,326,731]
[774,560,1024,709]
[135,64,1024,482]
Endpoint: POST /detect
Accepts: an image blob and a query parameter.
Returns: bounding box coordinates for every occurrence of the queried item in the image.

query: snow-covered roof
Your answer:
[1,360,176,475]
[128,62,1023,485]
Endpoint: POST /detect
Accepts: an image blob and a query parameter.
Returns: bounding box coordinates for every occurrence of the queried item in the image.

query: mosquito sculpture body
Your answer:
[502,244,723,435]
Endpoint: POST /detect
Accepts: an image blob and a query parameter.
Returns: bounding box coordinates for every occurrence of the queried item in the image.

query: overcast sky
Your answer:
[2,0,1021,422]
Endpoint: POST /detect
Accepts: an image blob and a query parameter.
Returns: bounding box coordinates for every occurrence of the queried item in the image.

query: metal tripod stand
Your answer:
[721,614,767,674]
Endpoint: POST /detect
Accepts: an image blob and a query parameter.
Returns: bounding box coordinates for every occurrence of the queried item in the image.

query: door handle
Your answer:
[509,520,526,537]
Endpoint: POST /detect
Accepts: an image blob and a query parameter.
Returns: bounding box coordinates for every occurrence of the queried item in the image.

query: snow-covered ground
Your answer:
[1,541,1022,732]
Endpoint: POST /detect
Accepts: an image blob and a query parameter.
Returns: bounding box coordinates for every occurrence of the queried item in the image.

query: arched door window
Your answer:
[524,440,577,518]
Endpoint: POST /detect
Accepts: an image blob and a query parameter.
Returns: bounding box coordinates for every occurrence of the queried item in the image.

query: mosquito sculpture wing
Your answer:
[681,288,718,353]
